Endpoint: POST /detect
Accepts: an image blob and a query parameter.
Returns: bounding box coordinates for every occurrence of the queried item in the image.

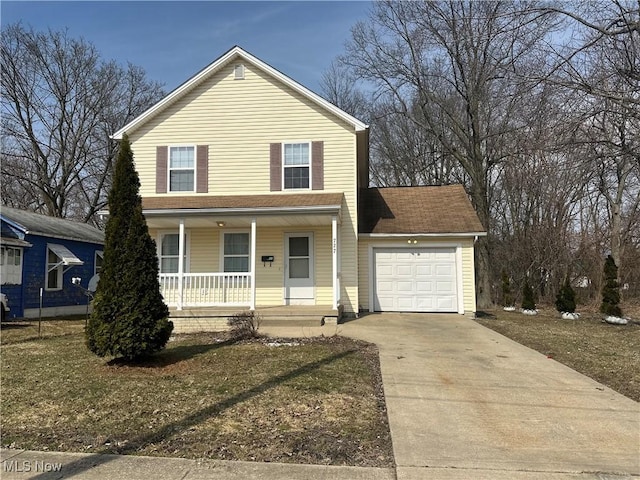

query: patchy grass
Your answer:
[1,317,87,344]
[1,324,393,467]
[475,308,640,402]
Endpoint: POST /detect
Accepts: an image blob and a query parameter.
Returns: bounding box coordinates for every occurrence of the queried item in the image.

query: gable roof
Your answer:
[359,185,486,235]
[112,46,368,140]
[0,206,104,244]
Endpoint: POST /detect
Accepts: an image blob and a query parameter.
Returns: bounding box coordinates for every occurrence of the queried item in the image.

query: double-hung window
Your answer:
[0,246,22,285]
[46,247,63,290]
[283,143,310,190]
[159,233,188,273]
[223,232,250,272]
[169,146,195,192]
[94,251,104,276]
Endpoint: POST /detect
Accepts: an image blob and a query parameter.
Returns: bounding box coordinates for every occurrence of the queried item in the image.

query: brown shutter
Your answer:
[196,145,208,193]
[156,146,168,193]
[311,141,324,190]
[270,143,282,191]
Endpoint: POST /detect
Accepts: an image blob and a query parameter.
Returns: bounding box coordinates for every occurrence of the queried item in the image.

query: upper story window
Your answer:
[0,246,22,285]
[283,143,310,190]
[169,146,195,192]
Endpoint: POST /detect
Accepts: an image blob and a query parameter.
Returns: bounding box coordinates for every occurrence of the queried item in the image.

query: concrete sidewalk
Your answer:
[2,314,639,479]
[0,449,394,480]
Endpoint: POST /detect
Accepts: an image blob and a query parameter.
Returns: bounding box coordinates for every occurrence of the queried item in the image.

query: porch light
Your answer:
[217,221,225,227]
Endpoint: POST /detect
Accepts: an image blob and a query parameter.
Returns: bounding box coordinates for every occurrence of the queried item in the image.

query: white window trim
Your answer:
[157,230,190,273]
[45,246,64,291]
[167,145,197,193]
[94,251,104,276]
[219,229,252,273]
[1,246,23,285]
[282,141,312,191]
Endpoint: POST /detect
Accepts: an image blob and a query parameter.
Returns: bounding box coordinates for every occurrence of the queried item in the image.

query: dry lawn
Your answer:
[475,308,639,402]
[1,321,393,467]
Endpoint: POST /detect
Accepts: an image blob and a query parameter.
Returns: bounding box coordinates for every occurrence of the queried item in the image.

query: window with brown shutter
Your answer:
[270,143,282,191]
[196,145,208,193]
[156,146,168,193]
[311,141,324,190]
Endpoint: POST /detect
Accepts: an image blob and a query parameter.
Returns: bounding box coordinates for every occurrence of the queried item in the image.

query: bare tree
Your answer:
[339,1,559,307]
[1,24,164,223]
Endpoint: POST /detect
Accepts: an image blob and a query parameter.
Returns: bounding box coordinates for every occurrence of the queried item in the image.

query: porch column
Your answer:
[332,215,338,310]
[250,217,256,311]
[177,218,185,311]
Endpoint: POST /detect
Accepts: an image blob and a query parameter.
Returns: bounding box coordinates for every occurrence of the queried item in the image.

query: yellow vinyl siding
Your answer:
[132,61,359,313]
[357,237,477,314]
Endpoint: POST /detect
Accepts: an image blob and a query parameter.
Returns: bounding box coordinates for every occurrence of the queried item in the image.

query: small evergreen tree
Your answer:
[87,134,173,360]
[555,276,576,313]
[521,279,536,311]
[600,255,622,318]
[501,270,514,307]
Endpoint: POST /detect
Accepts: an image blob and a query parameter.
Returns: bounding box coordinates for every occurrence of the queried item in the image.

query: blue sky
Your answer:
[1,1,372,94]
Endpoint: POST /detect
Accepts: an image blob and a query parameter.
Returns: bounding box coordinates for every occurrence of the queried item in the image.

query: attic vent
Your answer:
[234,64,245,80]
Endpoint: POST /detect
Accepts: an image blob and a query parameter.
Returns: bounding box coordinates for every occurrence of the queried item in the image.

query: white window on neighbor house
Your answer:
[169,146,195,192]
[0,246,23,285]
[158,233,189,273]
[46,247,63,291]
[283,142,310,190]
[222,232,250,272]
[94,251,104,276]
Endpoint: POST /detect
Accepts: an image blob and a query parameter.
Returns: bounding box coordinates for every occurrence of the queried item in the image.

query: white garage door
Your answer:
[373,247,458,312]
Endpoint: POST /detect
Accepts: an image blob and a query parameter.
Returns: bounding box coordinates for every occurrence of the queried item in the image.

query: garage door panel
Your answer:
[374,247,458,313]
[396,265,412,276]
[416,281,433,294]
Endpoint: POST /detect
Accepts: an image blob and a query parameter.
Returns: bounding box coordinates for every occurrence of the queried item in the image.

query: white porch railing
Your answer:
[159,273,252,308]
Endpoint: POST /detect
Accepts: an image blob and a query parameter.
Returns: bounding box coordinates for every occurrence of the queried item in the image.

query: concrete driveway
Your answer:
[339,313,640,480]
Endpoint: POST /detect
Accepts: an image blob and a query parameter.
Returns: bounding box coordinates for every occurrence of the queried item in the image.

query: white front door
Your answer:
[284,233,314,304]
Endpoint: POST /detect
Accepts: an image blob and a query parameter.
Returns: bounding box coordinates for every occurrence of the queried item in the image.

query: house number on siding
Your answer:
[332,239,337,254]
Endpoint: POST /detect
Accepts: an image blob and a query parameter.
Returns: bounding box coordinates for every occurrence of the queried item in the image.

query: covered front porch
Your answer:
[143,193,344,319]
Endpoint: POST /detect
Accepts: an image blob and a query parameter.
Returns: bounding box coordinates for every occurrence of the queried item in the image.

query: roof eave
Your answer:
[112,46,368,140]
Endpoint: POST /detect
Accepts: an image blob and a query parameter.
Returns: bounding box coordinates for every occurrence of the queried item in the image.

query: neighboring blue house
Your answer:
[0,206,104,319]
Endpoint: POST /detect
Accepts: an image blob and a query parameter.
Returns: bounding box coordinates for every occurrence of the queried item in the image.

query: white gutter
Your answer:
[359,232,487,238]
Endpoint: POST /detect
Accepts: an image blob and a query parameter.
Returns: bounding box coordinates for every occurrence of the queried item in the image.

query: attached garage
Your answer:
[373,247,458,312]
[358,185,487,315]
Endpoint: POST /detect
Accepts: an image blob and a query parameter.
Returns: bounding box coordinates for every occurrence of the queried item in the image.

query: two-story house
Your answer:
[112,46,485,329]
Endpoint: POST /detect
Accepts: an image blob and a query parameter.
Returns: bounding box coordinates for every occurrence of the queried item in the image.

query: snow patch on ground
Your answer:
[522,309,538,316]
[266,341,300,347]
[604,316,629,325]
[503,306,516,312]
[561,312,581,320]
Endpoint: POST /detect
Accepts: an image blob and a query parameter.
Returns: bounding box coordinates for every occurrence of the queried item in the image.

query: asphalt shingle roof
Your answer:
[142,193,344,211]
[0,206,104,244]
[359,185,485,235]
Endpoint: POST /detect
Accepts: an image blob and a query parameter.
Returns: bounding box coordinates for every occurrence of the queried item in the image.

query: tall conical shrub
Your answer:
[600,255,622,318]
[521,279,535,311]
[86,134,172,360]
[501,270,514,307]
[555,276,576,314]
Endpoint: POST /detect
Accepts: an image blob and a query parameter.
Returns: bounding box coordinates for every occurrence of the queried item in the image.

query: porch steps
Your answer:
[168,305,342,334]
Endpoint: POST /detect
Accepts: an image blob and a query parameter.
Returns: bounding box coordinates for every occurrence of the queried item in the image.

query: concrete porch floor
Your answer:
[168,305,343,333]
